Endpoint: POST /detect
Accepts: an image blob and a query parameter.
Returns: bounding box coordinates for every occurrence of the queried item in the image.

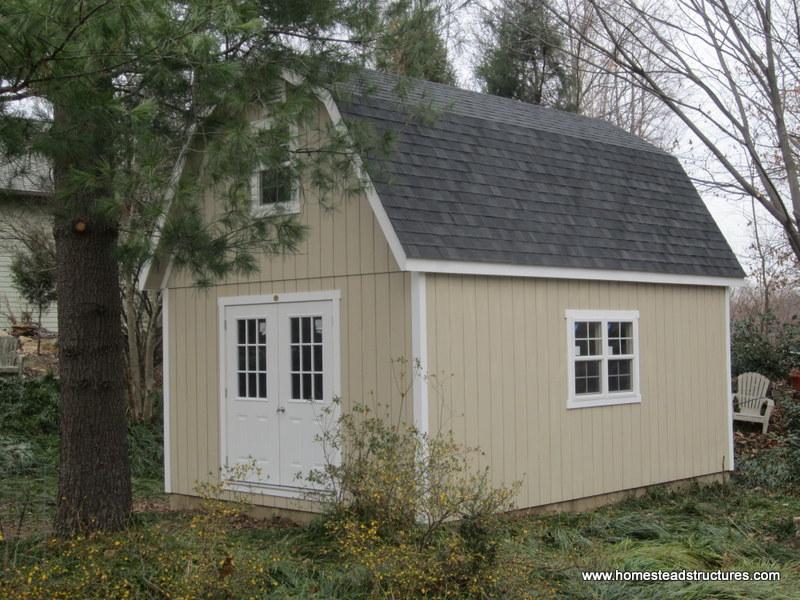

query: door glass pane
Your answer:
[258,373,267,399]
[292,373,300,399]
[314,345,322,372]
[289,315,324,401]
[313,317,323,342]
[314,374,323,400]
[235,317,268,400]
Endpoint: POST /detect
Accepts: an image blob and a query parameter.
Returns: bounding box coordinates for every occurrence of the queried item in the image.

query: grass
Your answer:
[0,482,798,599]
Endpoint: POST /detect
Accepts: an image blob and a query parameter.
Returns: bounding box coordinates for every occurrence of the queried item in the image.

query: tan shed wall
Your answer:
[165,100,411,511]
[425,275,730,510]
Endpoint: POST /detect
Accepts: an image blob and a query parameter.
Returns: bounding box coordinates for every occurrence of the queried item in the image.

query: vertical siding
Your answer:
[165,100,411,510]
[426,274,730,510]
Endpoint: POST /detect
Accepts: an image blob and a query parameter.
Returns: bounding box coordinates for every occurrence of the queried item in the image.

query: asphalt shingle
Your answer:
[335,71,744,279]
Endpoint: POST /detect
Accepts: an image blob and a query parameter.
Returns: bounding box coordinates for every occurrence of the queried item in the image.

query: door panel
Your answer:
[224,305,279,485]
[277,302,335,488]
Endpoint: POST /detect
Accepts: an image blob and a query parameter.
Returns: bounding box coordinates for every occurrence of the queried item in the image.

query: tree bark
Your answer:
[142,291,161,422]
[52,92,131,536]
[125,276,143,421]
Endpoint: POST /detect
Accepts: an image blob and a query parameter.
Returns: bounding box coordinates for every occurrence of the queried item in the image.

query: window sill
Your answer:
[252,199,300,217]
[567,393,641,409]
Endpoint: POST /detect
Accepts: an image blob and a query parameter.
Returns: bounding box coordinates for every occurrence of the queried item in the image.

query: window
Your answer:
[236,318,268,399]
[290,316,323,401]
[566,310,640,408]
[250,119,300,215]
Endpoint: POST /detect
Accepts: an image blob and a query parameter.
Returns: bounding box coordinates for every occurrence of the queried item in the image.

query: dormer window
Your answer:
[257,158,292,207]
[250,121,300,216]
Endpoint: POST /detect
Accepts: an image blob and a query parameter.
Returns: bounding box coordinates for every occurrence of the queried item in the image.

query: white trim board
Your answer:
[410,272,429,435]
[162,288,172,493]
[217,290,341,309]
[405,259,744,288]
[725,287,734,471]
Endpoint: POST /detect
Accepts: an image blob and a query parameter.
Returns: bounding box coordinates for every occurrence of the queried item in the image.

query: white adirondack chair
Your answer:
[732,372,774,434]
[0,336,23,377]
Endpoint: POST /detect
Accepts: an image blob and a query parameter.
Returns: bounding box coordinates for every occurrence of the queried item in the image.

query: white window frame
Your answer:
[250,117,300,217]
[565,309,641,409]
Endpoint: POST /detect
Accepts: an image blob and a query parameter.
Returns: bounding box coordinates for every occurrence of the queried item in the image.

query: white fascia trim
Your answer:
[405,258,744,288]
[217,290,341,309]
[312,83,408,271]
[411,272,429,435]
[725,287,734,471]
[162,288,172,493]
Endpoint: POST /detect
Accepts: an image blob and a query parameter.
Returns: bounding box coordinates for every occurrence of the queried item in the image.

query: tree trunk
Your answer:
[142,291,161,422]
[125,277,143,421]
[52,91,131,536]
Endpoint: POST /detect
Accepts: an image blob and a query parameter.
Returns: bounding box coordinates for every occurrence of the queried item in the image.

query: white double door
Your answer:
[223,299,337,490]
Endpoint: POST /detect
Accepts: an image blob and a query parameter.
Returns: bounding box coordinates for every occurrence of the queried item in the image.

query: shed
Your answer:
[144,71,745,517]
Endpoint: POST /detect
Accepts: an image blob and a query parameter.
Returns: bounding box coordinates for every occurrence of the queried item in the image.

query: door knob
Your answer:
[277,406,286,413]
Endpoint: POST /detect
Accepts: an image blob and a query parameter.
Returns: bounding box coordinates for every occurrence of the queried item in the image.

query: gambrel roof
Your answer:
[336,71,744,280]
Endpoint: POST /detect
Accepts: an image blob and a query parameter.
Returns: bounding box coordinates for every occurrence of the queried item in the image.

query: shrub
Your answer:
[731,312,800,380]
[0,435,35,475]
[306,402,520,598]
[0,376,59,437]
[736,393,800,492]
[0,376,163,480]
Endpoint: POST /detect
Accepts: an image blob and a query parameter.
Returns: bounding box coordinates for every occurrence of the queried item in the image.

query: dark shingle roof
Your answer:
[335,71,744,279]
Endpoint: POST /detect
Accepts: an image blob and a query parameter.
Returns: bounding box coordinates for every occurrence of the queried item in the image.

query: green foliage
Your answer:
[731,312,800,380]
[306,402,519,597]
[0,377,162,480]
[475,0,572,107]
[737,393,800,491]
[8,228,56,325]
[374,0,456,85]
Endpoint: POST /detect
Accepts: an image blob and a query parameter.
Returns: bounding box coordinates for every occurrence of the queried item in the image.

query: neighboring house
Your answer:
[0,156,56,331]
[142,71,745,518]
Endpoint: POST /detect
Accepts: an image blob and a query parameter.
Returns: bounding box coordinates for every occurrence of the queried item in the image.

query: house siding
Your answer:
[165,101,412,511]
[0,198,58,331]
[425,274,730,510]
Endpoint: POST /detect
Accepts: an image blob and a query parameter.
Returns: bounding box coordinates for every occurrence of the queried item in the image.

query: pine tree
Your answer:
[375,0,456,85]
[0,0,375,536]
[476,0,571,107]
